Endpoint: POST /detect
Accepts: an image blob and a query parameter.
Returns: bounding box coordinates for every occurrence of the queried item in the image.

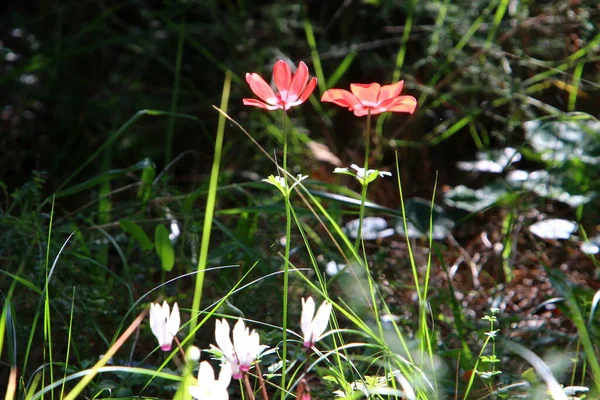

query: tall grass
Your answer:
[2,0,599,399]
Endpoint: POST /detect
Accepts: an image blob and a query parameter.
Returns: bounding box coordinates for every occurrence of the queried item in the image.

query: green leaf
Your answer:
[395,197,455,240]
[0,270,42,295]
[137,162,156,205]
[120,219,154,251]
[444,183,507,213]
[521,367,537,383]
[155,225,174,272]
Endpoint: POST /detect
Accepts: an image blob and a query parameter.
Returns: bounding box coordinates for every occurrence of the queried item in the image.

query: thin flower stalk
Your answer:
[322,81,417,343]
[281,112,292,398]
[355,111,372,252]
[243,61,317,399]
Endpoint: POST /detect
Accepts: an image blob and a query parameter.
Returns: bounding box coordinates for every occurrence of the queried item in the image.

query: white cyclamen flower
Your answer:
[189,361,232,400]
[212,318,266,379]
[149,301,180,351]
[301,297,333,348]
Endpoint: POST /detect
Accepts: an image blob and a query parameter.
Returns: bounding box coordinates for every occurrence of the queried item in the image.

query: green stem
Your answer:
[281,111,290,399]
[354,112,372,252]
[353,112,383,339]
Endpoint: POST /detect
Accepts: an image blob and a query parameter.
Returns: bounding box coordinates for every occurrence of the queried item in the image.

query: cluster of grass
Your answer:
[1,0,599,399]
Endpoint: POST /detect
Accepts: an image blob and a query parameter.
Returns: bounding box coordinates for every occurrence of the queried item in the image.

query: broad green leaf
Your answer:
[137,162,156,205]
[444,184,506,213]
[529,218,577,240]
[457,147,521,173]
[155,225,174,272]
[397,197,455,239]
[120,219,154,251]
[524,117,600,165]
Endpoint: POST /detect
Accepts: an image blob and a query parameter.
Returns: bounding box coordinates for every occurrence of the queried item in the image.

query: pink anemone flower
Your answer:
[321,81,417,117]
[243,60,317,111]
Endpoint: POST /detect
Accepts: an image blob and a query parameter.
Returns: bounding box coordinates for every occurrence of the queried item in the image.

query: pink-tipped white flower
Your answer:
[149,301,180,351]
[189,361,232,400]
[211,318,266,379]
[301,297,333,348]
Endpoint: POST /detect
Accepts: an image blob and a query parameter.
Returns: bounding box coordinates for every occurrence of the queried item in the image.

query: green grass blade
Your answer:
[49,110,199,202]
[326,50,357,89]
[485,0,509,50]
[547,269,600,392]
[392,0,416,81]
[2,295,17,400]
[568,62,584,112]
[62,310,149,400]
[59,287,76,399]
[43,198,55,400]
[505,341,569,400]
[55,159,153,198]
[304,18,326,94]
[431,0,449,51]
[189,71,232,340]
[0,271,42,295]
[590,290,600,327]
[22,230,76,378]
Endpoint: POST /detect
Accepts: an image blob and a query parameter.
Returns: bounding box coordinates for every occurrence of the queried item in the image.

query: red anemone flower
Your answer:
[321,81,417,117]
[243,60,317,111]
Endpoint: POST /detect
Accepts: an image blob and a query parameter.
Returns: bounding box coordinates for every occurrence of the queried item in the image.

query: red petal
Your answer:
[245,73,277,105]
[287,61,310,104]
[242,98,282,110]
[321,88,361,109]
[273,60,292,100]
[353,106,384,117]
[295,77,317,106]
[350,83,380,105]
[384,95,417,114]
[378,81,404,102]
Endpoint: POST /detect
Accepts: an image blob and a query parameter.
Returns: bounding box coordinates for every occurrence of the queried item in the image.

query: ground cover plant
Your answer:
[1,0,599,399]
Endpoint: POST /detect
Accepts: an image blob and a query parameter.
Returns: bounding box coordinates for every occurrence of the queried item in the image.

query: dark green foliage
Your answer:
[1,0,599,398]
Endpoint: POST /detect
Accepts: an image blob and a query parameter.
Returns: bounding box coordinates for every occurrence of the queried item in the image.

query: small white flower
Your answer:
[350,164,369,179]
[211,318,267,379]
[263,173,308,197]
[301,297,333,348]
[333,167,350,174]
[335,164,391,185]
[149,301,180,351]
[189,361,232,400]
